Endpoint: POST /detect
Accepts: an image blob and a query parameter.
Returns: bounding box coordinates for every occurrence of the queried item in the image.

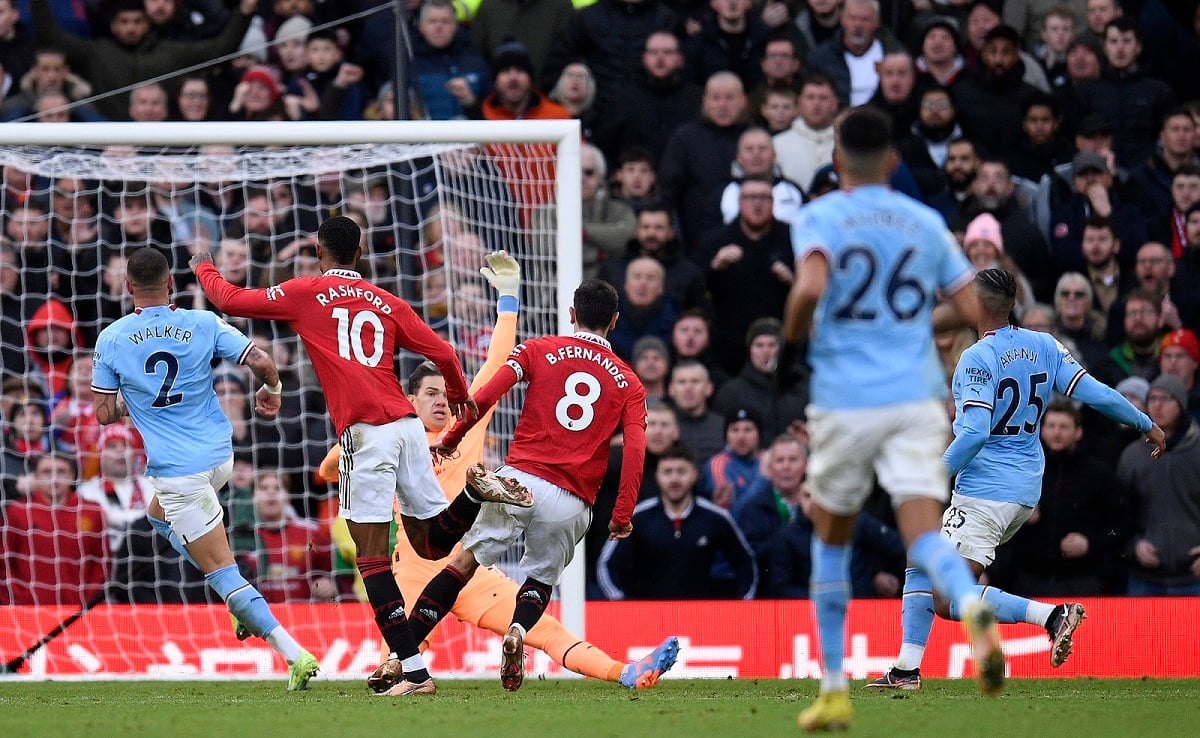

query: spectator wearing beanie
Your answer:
[466,39,567,122]
[1158,329,1200,422]
[1117,373,1200,596]
[230,64,286,121]
[630,335,671,403]
[962,212,1035,318]
[713,317,807,440]
[699,405,765,510]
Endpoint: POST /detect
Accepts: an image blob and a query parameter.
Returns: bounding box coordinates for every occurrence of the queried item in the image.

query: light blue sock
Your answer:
[810,537,851,691]
[908,531,977,606]
[207,564,280,639]
[894,568,934,671]
[949,585,1049,626]
[146,514,199,569]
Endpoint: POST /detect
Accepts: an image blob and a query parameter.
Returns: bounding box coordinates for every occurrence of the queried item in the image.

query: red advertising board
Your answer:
[1,599,1192,679]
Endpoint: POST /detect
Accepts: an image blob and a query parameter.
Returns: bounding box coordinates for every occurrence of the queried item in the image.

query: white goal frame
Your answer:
[0,119,587,642]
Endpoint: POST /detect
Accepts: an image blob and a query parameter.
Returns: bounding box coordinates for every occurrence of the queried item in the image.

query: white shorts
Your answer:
[147,458,232,544]
[806,399,951,516]
[337,417,448,523]
[941,492,1035,568]
[462,465,592,585]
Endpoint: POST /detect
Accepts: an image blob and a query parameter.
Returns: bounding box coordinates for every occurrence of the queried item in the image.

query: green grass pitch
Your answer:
[2,678,1197,738]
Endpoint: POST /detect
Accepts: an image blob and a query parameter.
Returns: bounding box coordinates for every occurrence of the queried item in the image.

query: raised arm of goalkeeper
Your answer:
[317,251,522,484]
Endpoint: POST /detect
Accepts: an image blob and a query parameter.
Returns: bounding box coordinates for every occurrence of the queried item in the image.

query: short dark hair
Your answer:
[1044,397,1082,425]
[1082,214,1117,238]
[657,443,696,466]
[1172,163,1200,181]
[35,450,78,478]
[800,72,836,95]
[1021,90,1059,118]
[126,246,169,288]
[572,279,618,331]
[1124,287,1162,314]
[618,145,655,168]
[405,360,442,395]
[974,268,1017,316]
[1104,16,1140,43]
[317,216,361,265]
[835,107,893,174]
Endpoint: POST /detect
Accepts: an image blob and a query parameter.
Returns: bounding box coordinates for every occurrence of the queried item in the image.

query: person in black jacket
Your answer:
[992,400,1129,597]
[597,445,757,600]
[733,433,806,596]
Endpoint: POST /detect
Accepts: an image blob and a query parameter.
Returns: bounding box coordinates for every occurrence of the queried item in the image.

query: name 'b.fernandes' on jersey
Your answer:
[945,326,1153,507]
[441,332,648,528]
[194,263,468,436]
[790,185,975,410]
[91,305,252,477]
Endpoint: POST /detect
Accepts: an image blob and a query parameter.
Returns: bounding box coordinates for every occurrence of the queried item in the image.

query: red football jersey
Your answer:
[196,264,468,436]
[444,332,647,527]
[250,518,333,603]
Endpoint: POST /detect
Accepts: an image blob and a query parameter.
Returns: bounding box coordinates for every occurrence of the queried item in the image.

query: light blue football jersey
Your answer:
[948,327,1086,506]
[92,305,253,477]
[791,185,974,409]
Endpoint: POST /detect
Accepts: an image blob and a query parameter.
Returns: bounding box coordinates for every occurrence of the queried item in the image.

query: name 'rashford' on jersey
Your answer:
[791,185,974,409]
[194,264,468,436]
[91,305,252,477]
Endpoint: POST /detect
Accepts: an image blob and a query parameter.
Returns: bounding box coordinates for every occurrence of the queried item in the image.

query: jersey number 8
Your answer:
[556,371,602,431]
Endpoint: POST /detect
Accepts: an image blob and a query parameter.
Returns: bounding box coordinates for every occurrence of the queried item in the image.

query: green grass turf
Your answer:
[1,678,1197,738]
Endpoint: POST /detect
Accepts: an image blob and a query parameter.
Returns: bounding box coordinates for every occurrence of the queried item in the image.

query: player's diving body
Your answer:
[191,216,532,696]
[92,246,319,690]
[868,268,1165,691]
[317,253,678,691]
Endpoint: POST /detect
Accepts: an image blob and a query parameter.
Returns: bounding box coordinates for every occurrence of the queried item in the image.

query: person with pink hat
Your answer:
[962,212,1034,318]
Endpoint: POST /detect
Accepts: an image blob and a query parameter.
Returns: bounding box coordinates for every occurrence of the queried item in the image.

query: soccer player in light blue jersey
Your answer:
[783,106,1004,731]
[868,268,1166,691]
[91,247,319,691]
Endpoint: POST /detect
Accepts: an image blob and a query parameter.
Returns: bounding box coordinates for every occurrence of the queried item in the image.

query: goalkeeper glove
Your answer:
[480,250,520,298]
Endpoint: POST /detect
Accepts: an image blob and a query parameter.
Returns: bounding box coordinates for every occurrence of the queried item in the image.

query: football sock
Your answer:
[474,594,623,681]
[409,565,470,644]
[947,586,1056,628]
[207,564,297,660]
[894,568,934,672]
[908,531,978,609]
[424,495,482,559]
[512,577,554,633]
[360,555,429,683]
[146,513,199,569]
[810,537,851,693]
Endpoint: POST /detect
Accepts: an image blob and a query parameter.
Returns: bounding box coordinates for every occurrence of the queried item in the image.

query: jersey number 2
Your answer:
[555,372,601,431]
[144,351,183,408]
[331,308,385,367]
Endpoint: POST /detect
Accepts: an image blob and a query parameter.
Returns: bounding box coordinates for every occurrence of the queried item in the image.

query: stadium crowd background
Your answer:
[2,0,1200,608]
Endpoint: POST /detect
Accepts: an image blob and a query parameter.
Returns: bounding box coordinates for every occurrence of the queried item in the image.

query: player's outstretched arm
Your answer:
[1144,423,1167,459]
[242,345,283,418]
[1069,372,1165,457]
[190,252,297,321]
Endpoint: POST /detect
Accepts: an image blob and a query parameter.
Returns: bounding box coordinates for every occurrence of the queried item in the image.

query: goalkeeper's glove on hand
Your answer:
[480,250,520,298]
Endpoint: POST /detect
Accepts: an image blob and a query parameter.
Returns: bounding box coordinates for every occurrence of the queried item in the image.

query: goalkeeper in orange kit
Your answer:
[318,251,678,692]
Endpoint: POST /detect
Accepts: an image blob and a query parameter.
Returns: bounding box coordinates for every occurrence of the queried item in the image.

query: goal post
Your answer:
[0,119,586,678]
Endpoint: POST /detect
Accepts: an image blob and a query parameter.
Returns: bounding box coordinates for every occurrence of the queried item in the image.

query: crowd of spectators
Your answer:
[3,0,1200,606]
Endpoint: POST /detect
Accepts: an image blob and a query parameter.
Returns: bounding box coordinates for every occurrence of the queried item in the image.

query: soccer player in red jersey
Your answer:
[191,216,532,696]
[432,278,649,691]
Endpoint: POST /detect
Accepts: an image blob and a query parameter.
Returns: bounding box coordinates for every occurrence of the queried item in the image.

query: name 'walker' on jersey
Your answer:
[91,305,252,477]
[790,185,974,410]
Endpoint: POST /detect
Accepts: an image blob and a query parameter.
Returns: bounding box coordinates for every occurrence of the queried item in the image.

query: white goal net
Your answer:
[0,120,583,680]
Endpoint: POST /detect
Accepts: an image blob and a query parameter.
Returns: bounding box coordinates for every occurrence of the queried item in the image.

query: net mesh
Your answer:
[0,137,569,675]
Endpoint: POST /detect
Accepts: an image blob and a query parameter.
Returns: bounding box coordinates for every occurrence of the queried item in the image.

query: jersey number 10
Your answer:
[332,307,385,367]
